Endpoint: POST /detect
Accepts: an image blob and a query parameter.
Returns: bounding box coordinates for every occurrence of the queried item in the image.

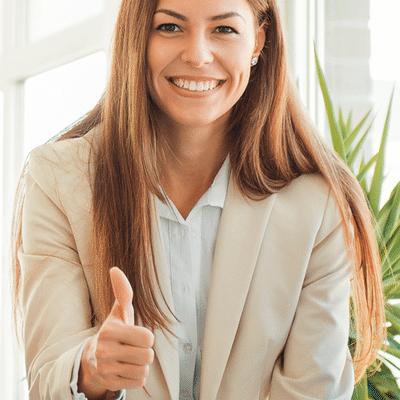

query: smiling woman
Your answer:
[11,0,385,399]
[146,0,266,213]
[147,1,264,128]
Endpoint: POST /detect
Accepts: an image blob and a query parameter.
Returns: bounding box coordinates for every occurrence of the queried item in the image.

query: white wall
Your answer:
[325,1,373,123]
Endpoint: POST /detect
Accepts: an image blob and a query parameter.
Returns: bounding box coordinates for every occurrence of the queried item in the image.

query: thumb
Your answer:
[109,267,135,325]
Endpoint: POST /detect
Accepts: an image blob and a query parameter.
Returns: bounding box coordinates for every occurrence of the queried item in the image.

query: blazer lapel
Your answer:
[150,196,180,400]
[199,177,277,400]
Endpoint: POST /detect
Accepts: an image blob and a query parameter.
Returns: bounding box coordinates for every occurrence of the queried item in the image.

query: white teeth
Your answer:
[171,78,222,92]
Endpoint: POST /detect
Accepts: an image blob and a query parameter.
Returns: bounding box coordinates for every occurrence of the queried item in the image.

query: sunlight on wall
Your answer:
[0,90,3,273]
[27,0,103,42]
[370,0,400,81]
[370,0,400,207]
[24,51,107,159]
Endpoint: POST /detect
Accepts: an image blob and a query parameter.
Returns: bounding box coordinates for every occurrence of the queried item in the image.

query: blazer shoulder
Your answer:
[273,173,342,238]
[27,126,99,212]
[284,172,330,199]
[29,127,97,177]
[278,173,331,213]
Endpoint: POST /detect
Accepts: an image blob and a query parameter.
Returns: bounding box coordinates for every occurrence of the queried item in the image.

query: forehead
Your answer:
[154,0,256,22]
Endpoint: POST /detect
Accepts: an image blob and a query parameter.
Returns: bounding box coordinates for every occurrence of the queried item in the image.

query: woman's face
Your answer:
[146,0,265,130]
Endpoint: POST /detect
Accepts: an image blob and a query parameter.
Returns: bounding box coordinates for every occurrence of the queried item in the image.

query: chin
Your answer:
[168,111,221,128]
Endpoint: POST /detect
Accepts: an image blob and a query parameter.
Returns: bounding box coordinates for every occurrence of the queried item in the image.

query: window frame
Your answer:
[283,0,326,137]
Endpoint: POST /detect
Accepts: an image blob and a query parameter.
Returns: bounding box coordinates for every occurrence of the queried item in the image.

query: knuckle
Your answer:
[145,348,154,364]
[141,364,150,378]
[96,361,108,376]
[94,346,106,361]
[94,347,102,361]
[146,331,155,347]
[98,327,109,340]
[137,327,154,347]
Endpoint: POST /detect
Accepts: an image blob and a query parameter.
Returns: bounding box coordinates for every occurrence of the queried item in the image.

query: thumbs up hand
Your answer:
[109,266,135,325]
[78,267,155,398]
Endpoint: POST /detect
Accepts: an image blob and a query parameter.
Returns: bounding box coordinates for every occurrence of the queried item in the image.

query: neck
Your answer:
[157,116,231,189]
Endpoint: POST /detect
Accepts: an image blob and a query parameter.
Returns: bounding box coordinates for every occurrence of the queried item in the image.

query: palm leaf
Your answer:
[377,182,400,233]
[346,111,354,134]
[369,88,395,215]
[382,183,400,242]
[368,362,400,399]
[339,107,347,139]
[314,45,346,160]
[314,51,400,399]
[387,223,400,264]
[347,119,375,169]
[345,110,372,152]
[353,374,369,400]
[357,153,379,183]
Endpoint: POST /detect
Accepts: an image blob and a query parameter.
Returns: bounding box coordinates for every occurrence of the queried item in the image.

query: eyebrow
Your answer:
[154,9,245,23]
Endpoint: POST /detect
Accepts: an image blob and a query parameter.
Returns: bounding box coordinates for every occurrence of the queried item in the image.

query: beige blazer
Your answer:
[20,128,354,399]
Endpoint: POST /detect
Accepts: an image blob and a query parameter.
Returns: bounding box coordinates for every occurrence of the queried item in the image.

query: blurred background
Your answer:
[1,0,399,398]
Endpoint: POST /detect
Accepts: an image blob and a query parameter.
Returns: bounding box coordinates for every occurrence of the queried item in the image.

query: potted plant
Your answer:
[315,48,400,400]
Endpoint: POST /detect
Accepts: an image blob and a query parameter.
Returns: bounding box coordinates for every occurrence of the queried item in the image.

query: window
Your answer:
[23,52,106,157]
[0,0,117,397]
[324,0,400,206]
[27,0,103,42]
[370,0,400,206]
[284,0,326,135]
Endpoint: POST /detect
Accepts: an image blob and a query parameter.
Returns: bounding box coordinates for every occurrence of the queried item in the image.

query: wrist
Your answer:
[78,338,109,400]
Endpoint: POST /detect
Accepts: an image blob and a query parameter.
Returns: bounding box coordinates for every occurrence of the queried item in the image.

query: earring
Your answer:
[251,57,258,66]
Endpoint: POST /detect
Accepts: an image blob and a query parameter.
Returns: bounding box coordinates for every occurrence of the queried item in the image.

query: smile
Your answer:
[169,78,224,92]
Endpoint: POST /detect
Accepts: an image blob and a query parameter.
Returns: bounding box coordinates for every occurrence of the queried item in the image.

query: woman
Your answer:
[11,0,385,398]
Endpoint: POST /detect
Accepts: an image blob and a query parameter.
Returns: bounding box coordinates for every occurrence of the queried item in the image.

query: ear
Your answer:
[253,24,266,59]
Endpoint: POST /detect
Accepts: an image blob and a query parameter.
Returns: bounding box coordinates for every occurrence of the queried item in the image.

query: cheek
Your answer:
[222,38,255,80]
[146,37,169,78]
[224,52,252,92]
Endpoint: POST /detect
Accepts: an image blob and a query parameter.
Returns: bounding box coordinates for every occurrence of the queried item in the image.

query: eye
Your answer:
[156,23,181,33]
[215,26,238,34]
[155,23,238,35]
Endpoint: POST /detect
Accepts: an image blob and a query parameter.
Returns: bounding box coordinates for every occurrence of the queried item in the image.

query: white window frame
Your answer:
[283,0,326,137]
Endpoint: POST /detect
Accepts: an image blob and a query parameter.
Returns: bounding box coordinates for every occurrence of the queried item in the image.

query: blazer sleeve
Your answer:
[269,187,355,399]
[19,147,100,399]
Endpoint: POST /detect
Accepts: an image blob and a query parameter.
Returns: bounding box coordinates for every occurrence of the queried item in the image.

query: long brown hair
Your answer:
[11,0,385,384]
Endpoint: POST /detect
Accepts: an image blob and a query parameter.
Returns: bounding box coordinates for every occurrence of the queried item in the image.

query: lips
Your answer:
[168,77,225,92]
[173,78,217,91]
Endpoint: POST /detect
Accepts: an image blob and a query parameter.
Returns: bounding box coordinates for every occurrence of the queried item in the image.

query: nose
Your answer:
[180,31,214,67]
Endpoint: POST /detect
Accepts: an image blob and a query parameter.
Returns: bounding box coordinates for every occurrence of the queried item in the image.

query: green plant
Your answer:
[315,47,400,400]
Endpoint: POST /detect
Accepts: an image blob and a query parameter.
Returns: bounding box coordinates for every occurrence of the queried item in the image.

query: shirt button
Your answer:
[184,284,190,294]
[190,231,196,238]
[183,342,193,354]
